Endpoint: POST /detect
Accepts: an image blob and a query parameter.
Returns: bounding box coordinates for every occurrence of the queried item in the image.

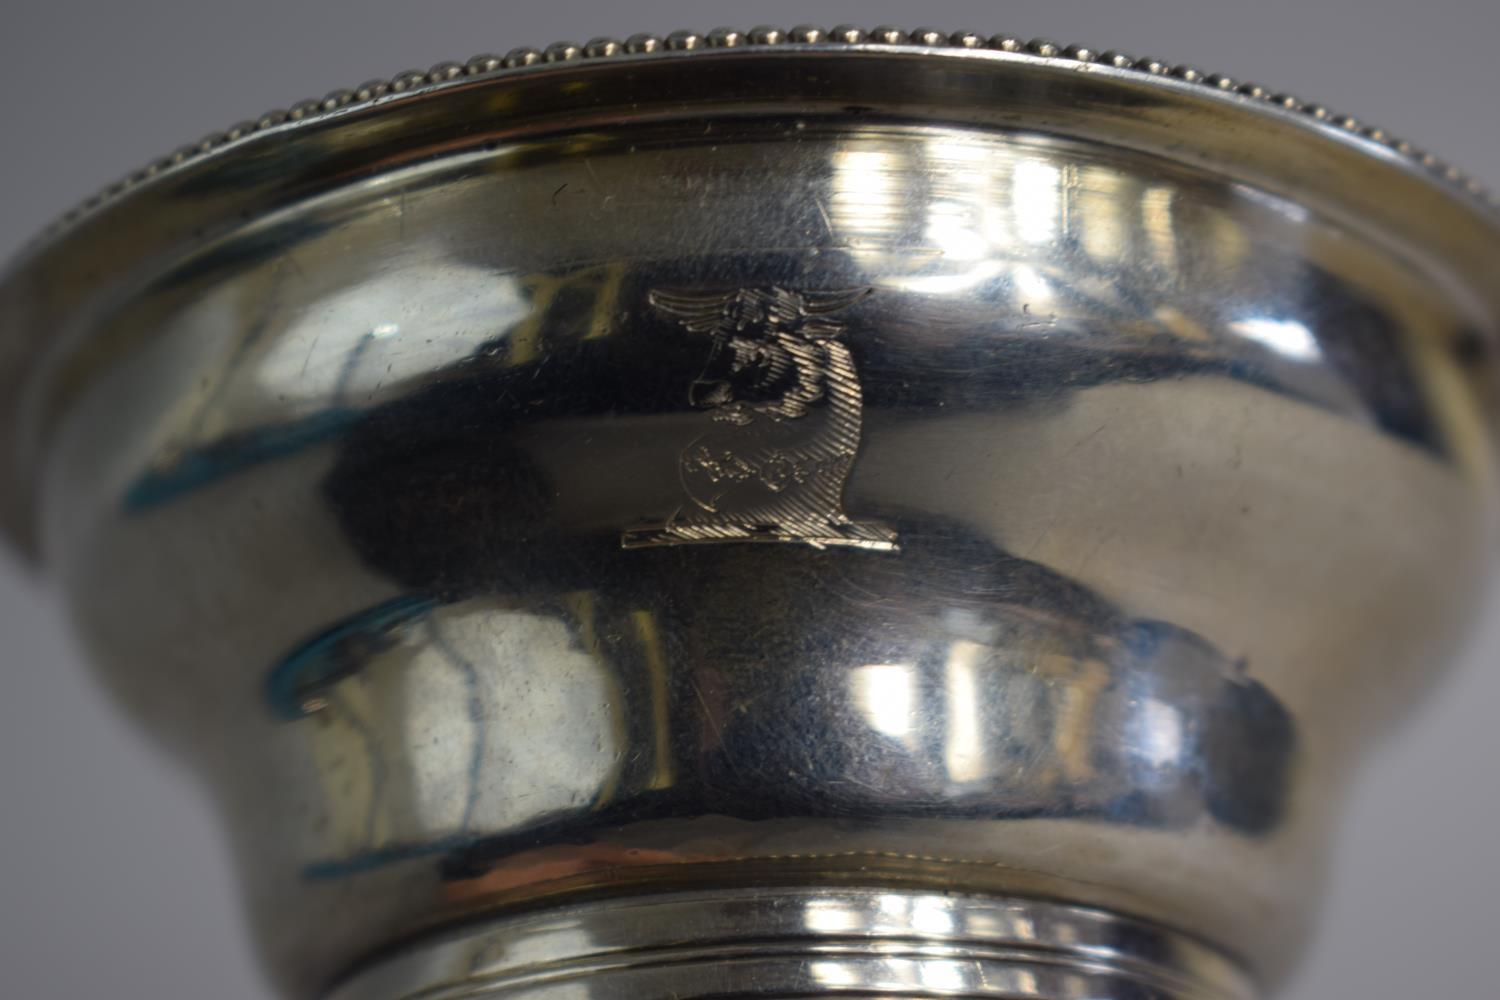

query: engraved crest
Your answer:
[623,286,898,551]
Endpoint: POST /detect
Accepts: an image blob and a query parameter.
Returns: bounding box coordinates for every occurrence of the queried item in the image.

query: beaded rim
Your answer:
[23,25,1497,249]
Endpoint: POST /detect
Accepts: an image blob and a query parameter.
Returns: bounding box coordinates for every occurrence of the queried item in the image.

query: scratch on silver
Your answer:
[623,286,897,551]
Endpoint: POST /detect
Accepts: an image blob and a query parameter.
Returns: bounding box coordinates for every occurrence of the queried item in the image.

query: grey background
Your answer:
[1,1,1496,997]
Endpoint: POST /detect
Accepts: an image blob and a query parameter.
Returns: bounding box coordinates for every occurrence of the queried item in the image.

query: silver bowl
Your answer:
[3,28,1499,1000]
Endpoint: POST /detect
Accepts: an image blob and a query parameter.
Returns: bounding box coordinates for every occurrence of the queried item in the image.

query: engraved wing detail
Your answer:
[645,289,742,335]
[799,287,875,314]
[648,286,872,340]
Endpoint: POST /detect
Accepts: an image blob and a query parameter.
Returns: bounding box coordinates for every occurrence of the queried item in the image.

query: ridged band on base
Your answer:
[326,888,1256,999]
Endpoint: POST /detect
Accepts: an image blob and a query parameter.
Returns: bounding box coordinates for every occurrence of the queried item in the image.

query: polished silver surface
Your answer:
[326,888,1254,999]
[2,33,1499,1000]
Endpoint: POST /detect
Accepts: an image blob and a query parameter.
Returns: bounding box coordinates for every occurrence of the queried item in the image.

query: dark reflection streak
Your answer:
[211,261,1322,887]
[332,331,381,404]
[303,833,474,881]
[327,688,386,849]
[278,527,1297,885]
[123,408,358,512]
[119,252,1438,519]
[263,593,438,720]
[426,617,487,833]
[275,268,1307,886]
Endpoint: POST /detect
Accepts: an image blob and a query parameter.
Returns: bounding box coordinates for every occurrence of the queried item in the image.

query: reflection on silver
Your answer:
[327,889,1253,1000]
[1232,318,1322,361]
[854,663,918,742]
[2,35,1499,1000]
[1013,159,1063,245]
[943,640,988,784]
[1138,698,1186,769]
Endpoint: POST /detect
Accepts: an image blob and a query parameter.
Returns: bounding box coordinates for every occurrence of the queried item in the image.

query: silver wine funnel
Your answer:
[2,27,1498,1000]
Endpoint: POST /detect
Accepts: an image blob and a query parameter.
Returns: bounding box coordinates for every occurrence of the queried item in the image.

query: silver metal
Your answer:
[3,32,1500,1000]
[326,888,1255,999]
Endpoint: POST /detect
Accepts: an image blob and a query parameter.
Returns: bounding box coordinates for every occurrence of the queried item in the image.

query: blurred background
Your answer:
[1,1,1496,997]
